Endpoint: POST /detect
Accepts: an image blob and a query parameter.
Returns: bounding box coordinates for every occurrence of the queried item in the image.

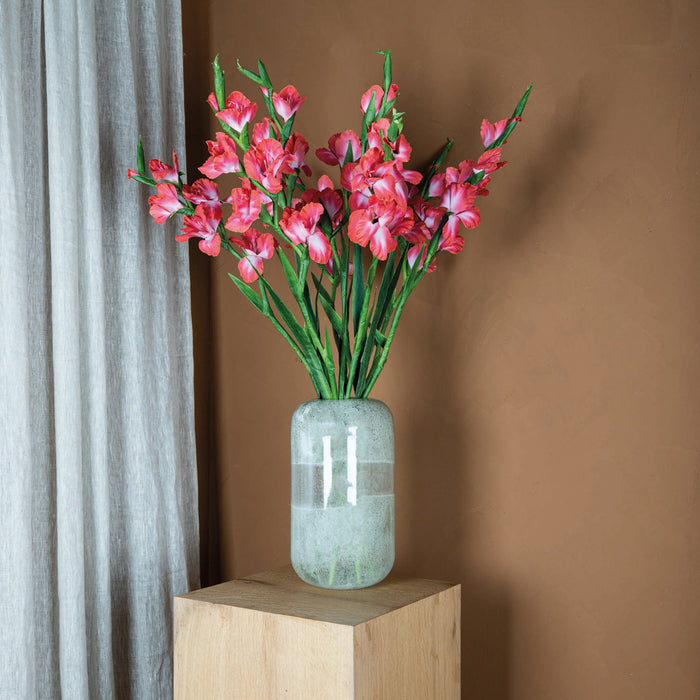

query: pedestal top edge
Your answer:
[176,565,460,626]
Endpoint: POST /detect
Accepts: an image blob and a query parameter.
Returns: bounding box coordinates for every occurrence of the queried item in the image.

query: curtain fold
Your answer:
[0,1,199,697]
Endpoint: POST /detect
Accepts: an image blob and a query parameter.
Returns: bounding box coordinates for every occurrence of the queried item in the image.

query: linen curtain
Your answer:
[0,1,199,697]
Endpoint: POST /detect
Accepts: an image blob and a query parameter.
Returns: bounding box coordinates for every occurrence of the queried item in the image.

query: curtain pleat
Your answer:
[0,1,199,697]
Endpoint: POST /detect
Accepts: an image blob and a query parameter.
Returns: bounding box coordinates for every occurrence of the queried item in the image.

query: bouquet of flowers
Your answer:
[129,51,530,399]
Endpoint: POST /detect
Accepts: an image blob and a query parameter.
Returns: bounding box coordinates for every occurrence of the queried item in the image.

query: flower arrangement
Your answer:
[129,51,530,399]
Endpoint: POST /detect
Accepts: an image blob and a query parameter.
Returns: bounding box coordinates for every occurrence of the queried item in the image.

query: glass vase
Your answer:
[290,398,395,589]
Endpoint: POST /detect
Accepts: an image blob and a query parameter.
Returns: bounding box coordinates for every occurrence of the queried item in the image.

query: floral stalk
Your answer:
[128,51,530,400]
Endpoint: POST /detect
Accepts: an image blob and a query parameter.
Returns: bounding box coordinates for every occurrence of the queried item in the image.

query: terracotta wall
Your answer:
[182,0,700,697]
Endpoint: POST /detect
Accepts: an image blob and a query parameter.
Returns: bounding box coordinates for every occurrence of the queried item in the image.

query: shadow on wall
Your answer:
[394,86,592,699]
[181,1,223,589]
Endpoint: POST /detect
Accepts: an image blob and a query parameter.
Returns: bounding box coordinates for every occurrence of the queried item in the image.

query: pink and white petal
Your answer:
[257,232,277,259]
[199,234,221,257]
[316,148,340,166]
[238,254,263,282]
[443,214,461,239]
[307,232,332,265]
[439,232,465,255]
[317,174,335,191]
[457,207,481,229]
[347,210,375,247]
[368,225,395,261]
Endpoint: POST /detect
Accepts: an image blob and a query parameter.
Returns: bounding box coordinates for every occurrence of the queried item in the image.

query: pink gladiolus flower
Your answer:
[428,173,446,197]
[316,130,362,166]
[230,229,276,283]
[348,196,413,261]
[127,168,139,180]
[481,118,509,147]
[455,149,505,182]
[403,196,445,244]
[366,120,413,165]
[177,202,222,256]
[406,234,464,271]
[360,83,399,114]
[207,92,220,111]
[250,117,280,146]
[182,178,220,205]
[366,118,390,151]
[406,244,437,273]
[438,231,465,255]
[224,180,262,233]
[217,91,258,132]
[243,138,294,194]
[474,148,504,175]
[344,148,392,192]
[279,203,332,264]
[317,175,344,228]
[199,133,240,179]
[440,182,480,237]
[285,133,312,176]
[348,207,396,261]
[271,85,306,122]
[148,183,182,224]
[149,151,180,183]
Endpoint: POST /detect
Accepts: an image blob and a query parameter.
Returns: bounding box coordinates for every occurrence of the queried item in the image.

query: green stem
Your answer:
[345,257,378,397]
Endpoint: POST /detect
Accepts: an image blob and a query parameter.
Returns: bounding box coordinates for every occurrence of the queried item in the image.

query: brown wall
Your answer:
[183,0,700,697]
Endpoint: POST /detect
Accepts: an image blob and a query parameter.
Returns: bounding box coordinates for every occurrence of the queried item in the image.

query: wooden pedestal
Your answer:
[174,565,460,699]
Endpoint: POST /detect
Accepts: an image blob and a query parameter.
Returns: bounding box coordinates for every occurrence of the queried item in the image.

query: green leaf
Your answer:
[237,60,264,86]
[378,49,392,94]
[130,173,155,187]
[319,294,343,337]
[136,137,146,176]
[352,244,365,334]
[512,83,533,119]
[311,272,335,306]
[343,140,356,166]
[278,247,301,296]
[361,90,377,143]
[492,84,532,148]
[213,55,226,110]
[229,273,264,312]
[374,329,387,346]
[257,59,272,88]
[356,251,398,393]
[434,138,454,169]
[265,283,333,398]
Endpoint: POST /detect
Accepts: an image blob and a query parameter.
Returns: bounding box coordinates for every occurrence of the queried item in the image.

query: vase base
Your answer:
[291,559,394,590]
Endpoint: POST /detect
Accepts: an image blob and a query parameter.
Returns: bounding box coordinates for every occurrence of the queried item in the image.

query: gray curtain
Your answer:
[0,1,200,697]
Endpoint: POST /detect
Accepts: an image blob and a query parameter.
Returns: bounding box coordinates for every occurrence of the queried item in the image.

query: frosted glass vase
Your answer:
[290,399,395,589]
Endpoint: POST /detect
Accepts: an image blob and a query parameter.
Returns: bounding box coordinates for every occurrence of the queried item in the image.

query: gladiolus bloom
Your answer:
[279,202,332,264]
[177,202,222,256]
[316,130,362,166]
[149,151,180,183]
[481,118,509,147]
[360,83,399,114]
[230,229,276,283]
[216,91,258,132]
[348,197,413,261]
[182,178,220,205]
[272,85,306,122]
[285,133,312,176]
[250,118,279,146]
[207,92,220,111]
[317,175,344,228]
[199,133,240,179]
[224,180,262,233]
[148,183,182,224]
[243,138,294,194]
[440,182,480,237]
